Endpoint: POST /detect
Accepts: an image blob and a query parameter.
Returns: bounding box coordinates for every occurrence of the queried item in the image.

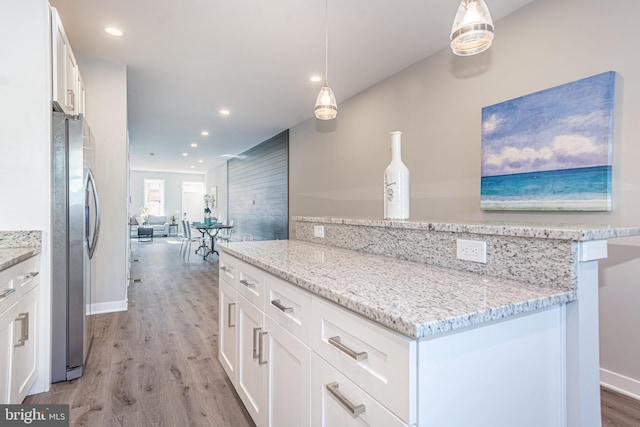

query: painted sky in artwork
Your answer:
[481,72,614,177]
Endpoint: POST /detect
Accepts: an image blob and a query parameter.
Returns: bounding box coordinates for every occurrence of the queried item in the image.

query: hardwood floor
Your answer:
[25,238,640,426]
[26,238,254,426]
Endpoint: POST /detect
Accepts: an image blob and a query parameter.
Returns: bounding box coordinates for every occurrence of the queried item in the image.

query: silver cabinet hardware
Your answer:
[23,272,39,280]
[258,331,268,365]
[240,279,255,288]
[253,327,262,359]
[328,336,368,361]
[270,299,293,313]
[220,265,231,272]
[227,303,236,327]
[15,312,29,348]
[326,382,366,417]
[0,288,16,299]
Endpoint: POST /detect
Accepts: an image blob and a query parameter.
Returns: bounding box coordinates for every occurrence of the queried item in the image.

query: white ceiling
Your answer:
[49,0,534,174]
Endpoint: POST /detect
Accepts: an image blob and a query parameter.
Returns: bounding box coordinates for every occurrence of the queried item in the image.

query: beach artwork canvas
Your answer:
[481,71,616,211]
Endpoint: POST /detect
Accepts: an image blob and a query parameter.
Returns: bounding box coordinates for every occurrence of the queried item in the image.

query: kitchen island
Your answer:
[218,218,640,427]
[0,230,41,403]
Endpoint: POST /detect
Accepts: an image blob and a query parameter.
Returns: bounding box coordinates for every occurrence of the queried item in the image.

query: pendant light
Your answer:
[450,0,494,56]
[314,0,337,120]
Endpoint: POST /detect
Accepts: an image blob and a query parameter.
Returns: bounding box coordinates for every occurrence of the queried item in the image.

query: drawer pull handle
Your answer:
[15,312,29,347]
[220,266,228,272]
[328,336,368,361]
[326,382,366,417]
[227,302,236,327]
[253,327,262,359]
[258,331,268,365]
[270,299,293,313]
[240,279,255,288]
[0,288,16,299]
[24,272,39,280]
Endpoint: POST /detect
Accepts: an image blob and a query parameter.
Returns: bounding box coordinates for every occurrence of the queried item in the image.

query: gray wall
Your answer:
[130,170,205,222]
[289,0,640,395]
[229,131,288,241]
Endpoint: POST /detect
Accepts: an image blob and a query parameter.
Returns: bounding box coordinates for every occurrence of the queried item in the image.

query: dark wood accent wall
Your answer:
[227,130,288,241]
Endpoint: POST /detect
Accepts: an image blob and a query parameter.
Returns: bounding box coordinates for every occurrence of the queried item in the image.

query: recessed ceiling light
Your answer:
[190,165,195,169]
[201,130,209,136]
[104,27,124,37]
[149,152,155,156]
[198,159,204,163]
[182,152,188,157]
[310,75,322,83]
[219,109,230,116]
[190,143,198,148]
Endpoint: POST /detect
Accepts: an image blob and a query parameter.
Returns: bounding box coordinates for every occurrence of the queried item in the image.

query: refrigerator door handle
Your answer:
[86,168,100,259]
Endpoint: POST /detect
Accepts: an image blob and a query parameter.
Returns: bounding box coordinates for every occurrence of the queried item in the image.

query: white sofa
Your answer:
[130,215,170,237]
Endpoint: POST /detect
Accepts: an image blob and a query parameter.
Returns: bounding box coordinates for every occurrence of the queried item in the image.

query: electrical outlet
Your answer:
[456,239,487,263]
[313,225,325,238]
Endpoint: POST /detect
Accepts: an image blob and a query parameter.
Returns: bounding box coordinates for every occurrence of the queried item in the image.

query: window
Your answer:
[144,179,165,216]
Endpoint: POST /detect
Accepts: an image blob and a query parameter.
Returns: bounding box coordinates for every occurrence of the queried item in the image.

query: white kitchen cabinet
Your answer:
[51,7,80,115]
[10,284,38,404]
[218,280,237,385]
[0,306,12,402]
[0,254,39,404]
[236,294,268,426]
[264,315,310,427]
[219,253,311,427]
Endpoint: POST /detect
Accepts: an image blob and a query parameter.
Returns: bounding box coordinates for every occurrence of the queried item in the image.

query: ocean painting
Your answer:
[481,71,616,211]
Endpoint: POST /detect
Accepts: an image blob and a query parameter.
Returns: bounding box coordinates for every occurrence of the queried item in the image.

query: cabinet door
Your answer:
[51,8,75,114]
[237,296,267,426]
[218,280,237,385]
[65,47,78,114]
[265,316,310,427]
[10,286,38,404]
[0,307,14,404]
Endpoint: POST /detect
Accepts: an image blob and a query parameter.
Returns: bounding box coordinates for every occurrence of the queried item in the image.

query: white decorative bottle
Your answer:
[384,131,410,220]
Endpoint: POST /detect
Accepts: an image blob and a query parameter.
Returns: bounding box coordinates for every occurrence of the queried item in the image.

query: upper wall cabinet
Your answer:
[51,7,83,116]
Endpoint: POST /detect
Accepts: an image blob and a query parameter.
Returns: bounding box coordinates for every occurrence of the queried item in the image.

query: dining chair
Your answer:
[180,220,201,261]
[217,219,234,243]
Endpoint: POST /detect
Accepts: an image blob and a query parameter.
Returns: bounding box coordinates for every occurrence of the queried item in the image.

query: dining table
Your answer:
[190,222,234,260]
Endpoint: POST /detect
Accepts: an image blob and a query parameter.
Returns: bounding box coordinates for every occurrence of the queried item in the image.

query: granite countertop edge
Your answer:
[219,242,575,339]
[0,247,42,272]
[292,216,640,241]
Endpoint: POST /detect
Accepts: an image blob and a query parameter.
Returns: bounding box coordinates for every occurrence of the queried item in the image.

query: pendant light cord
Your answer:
[324,0,329,86]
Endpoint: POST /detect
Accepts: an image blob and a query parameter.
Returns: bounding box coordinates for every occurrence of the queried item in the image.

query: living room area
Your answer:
[129,169,223,240]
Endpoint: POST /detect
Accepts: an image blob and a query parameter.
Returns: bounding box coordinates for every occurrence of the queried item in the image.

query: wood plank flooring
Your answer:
[26,238,254,426]
[25,238,640,426]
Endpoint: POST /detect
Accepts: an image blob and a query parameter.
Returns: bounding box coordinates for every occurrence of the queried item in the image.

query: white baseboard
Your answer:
[89,300,128,315]
[601,368,640,401]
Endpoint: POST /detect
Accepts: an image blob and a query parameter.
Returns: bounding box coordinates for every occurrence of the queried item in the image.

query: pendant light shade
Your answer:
[315,85,337,120]
[450,0,494,56]
[314,0,337,120]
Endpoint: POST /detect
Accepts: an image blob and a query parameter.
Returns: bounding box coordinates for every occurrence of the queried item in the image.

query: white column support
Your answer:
[566,240,607,427]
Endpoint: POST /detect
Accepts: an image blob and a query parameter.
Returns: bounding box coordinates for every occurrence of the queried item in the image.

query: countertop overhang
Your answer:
[219,240,574,339]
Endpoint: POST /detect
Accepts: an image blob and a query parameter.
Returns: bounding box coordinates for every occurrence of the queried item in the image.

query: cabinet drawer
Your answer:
[0,255,39,315]
[236,260,265,311]
[265,274,312,345]
[311,297,416,425]
[219,253,237,287]
[311,353,407,427]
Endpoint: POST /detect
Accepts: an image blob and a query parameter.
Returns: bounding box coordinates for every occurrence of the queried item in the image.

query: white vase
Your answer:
[384,131,410,220]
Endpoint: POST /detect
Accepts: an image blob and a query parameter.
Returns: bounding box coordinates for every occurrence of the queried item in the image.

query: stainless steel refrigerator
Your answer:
[51,111,100,382]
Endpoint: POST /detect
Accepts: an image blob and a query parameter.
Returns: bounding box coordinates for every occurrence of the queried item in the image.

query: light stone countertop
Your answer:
[0,231,41,272]
[0,247,41,272]
[219,240,574,339]
[293,216,640,241]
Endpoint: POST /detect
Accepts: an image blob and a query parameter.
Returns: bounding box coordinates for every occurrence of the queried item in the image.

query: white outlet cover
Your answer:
[456,239,487,263]
[313,225,325,238]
